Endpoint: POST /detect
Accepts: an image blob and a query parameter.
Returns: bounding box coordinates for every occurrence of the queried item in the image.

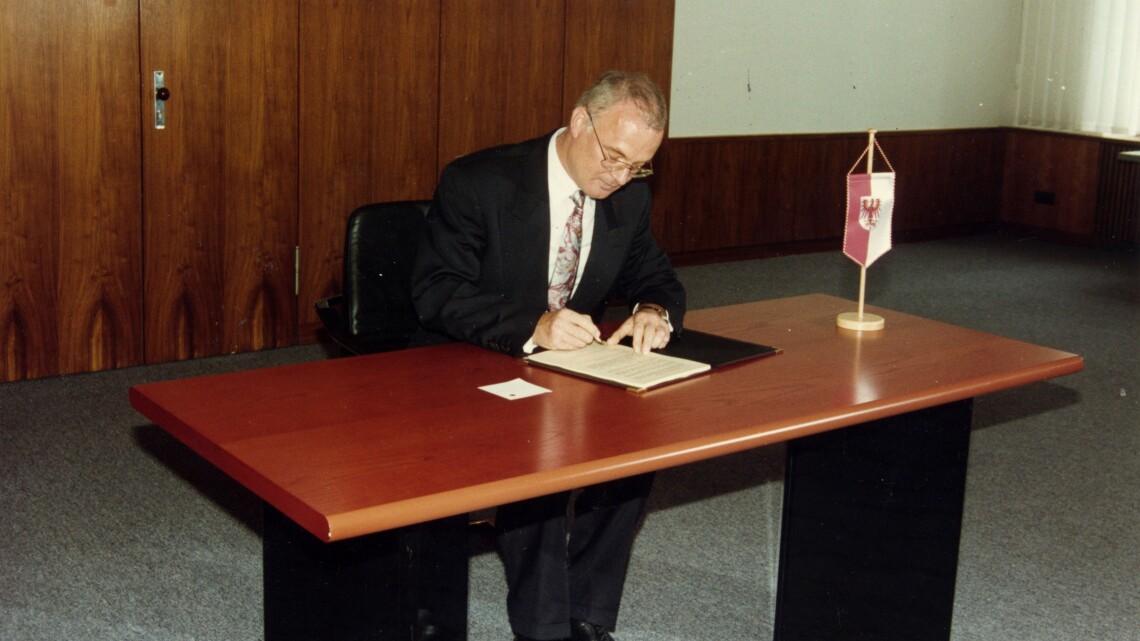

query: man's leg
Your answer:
[566,473,655,632]
[496,491,575,640]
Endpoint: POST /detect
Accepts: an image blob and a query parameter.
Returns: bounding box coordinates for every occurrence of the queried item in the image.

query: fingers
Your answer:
[534,308,600,350]
[630,320,670,353]
[605,319,632,346]
[606,310,671,354]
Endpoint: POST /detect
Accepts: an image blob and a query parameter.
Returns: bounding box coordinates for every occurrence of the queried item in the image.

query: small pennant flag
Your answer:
[843,172,895,267]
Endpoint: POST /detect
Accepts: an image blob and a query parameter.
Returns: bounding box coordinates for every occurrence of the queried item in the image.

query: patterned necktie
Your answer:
[547,190,585,311]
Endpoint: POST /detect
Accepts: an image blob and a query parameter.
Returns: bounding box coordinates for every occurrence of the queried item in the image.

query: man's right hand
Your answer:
[533,308,601,351]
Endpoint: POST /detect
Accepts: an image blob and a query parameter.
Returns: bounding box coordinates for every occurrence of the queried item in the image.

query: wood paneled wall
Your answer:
[563,1,675,119]
[438,0,564,167]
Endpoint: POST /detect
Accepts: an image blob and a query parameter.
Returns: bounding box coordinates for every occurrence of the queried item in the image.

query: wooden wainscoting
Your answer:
[651,129,1008,263]
[1001,128,1140,245]
[1002,129,1102,238]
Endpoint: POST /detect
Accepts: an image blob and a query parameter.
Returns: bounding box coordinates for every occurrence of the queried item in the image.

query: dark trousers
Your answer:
[495,472,655,640]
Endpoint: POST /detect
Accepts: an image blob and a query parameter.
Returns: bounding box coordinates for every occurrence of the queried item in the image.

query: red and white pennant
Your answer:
[842,172,895,268]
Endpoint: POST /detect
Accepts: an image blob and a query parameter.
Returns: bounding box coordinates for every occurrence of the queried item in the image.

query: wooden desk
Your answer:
[130,294,1083,641]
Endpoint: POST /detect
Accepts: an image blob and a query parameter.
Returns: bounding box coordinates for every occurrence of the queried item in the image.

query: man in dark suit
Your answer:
[412,71,684,641]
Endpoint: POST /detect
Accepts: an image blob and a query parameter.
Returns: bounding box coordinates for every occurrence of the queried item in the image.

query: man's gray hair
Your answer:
[576,70,668,131]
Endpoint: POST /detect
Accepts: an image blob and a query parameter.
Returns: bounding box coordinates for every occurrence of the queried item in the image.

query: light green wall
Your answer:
[670,0,1024,136]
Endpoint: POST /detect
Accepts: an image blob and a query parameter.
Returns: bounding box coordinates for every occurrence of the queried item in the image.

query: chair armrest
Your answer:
[315,296,359,354]
[315,295,345,318]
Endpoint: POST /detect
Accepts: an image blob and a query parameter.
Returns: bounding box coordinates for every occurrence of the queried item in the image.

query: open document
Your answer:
[525,342,710,392]
[524,329,780,392]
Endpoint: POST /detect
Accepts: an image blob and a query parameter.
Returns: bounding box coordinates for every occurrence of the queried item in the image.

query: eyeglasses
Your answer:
[587,111,654,179]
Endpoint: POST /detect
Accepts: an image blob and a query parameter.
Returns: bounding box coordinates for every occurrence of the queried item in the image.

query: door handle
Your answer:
[153,71,169,129]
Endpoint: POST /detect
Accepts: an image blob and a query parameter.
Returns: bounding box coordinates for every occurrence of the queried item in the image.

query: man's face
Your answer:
[562,101,663,201]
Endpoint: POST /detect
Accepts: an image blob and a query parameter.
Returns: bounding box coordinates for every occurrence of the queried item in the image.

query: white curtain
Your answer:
[1016,0,1140,137]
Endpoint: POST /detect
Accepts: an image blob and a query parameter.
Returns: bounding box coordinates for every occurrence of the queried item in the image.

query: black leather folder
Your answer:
[622,329,780,368]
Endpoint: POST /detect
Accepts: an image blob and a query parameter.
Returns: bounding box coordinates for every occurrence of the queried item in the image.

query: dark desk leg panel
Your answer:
[263,505,469,641]
[775,399,972,641]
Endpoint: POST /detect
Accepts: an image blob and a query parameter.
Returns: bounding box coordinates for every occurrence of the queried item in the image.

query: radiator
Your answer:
[1094,143,1140,245]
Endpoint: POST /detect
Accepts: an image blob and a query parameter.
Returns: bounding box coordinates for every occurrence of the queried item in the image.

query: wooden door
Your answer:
[1,1,143,381]
[140,0,299,363]
[297,0,441,342]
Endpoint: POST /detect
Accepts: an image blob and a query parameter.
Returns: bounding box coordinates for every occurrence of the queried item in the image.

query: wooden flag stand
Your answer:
[838,129,886,331]
[836,269,885,330]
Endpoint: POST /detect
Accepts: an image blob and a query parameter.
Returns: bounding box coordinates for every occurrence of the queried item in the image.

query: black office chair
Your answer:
[315,200,431,355]
[314,200,472,638]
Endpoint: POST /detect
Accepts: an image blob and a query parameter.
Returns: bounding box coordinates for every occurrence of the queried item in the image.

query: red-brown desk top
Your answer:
[130,294,1083,542]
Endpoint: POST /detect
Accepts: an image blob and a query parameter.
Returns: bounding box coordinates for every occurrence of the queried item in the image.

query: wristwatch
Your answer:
[635,302,669,320]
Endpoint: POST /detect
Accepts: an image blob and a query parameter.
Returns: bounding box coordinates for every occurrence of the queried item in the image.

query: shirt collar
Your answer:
[548,128,583,205]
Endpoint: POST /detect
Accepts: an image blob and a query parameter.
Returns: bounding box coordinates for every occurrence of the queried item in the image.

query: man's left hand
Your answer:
[606,308,671,354]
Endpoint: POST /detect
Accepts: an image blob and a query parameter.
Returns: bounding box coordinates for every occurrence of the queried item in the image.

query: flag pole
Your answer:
[857,129,875,320]
[837,128,886,331]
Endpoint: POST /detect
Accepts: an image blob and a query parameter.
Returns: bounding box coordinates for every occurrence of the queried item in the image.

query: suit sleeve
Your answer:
[608,189,687,330]
[411,163,545,356]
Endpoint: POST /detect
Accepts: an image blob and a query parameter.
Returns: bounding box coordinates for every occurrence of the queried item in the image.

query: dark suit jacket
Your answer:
[411,132,685,357]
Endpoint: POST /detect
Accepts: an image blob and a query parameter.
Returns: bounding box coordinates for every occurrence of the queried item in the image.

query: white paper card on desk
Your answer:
[525,342,711,392]
[479,378,552,400]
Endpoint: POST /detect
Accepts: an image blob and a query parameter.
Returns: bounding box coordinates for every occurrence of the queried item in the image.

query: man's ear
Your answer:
[568,106,590,138]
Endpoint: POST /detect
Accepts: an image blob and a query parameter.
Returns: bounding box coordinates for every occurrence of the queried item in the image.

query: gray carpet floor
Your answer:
[1,233,1136,640]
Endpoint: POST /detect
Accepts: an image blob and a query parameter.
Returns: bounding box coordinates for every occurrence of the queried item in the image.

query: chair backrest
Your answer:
[342,200,430,346]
